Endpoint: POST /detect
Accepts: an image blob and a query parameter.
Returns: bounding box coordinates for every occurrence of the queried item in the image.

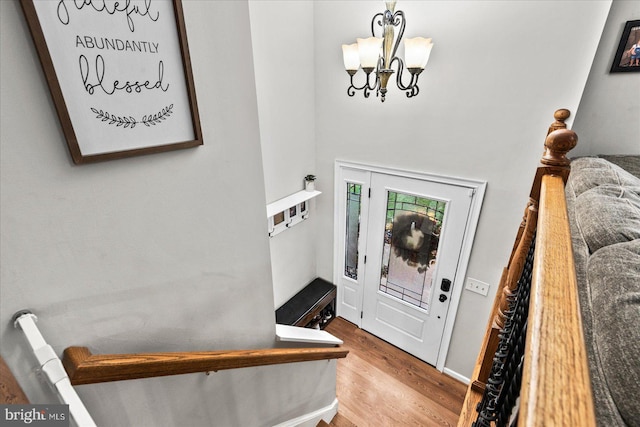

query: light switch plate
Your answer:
[465,278,490,296]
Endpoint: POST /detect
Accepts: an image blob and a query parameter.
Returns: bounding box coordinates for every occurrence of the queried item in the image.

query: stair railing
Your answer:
[457,110,595,426]
[13,310,97,427]
[13,309,348,420]
[62,345,347,385]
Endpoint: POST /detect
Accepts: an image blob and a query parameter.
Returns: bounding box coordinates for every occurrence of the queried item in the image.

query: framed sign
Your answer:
[20,0,203,164]
[610,20,640,73]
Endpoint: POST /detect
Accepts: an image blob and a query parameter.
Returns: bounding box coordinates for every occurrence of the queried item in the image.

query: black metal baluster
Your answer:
[473,233,536,427]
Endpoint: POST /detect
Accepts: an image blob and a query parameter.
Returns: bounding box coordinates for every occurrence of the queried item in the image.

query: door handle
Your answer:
[440,278,451,292]
[439,294,448,303]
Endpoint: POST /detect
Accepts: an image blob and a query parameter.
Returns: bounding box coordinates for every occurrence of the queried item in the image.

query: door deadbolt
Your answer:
[441,278,451,292]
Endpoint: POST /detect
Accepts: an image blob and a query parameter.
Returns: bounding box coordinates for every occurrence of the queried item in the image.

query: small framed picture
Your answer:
[611,20,640,73]
[273,211,285,226]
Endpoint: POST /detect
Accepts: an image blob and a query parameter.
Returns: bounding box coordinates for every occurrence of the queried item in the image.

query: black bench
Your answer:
[275,278,336,329]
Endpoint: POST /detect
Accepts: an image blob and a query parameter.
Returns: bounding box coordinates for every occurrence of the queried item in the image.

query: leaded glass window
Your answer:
[345,183,362,280]
[378,191,446,311]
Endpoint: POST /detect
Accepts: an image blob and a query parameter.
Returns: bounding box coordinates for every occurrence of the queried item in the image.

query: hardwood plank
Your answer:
[326,317,466,426]
[327,317,466,409]
[0,356,29,404]
[329,413,358,427]
[347,326,465,413]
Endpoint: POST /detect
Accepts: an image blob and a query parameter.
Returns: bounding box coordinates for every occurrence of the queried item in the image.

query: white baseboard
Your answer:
[272,398,339,427]
[443,367,470,385]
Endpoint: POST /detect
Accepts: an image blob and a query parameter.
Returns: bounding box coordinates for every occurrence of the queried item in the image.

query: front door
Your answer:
[335,162,483,367]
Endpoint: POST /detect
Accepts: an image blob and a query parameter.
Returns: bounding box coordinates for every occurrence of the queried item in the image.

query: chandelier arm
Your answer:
[406,80,420,98]
[389,57,414,91]
[347,72,377,98]
[367,71,379,94]
[347,81,357,97]
[370,12,385,36]
[370,72,380,98]
[363,77,372,98]
[389,11,406,64]
[389,57,421,98]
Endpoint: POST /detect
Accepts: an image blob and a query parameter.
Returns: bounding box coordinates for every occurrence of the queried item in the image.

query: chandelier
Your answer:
[341,1,433,102]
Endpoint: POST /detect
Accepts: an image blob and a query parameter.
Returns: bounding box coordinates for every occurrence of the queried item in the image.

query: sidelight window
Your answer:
[344,183,362,280]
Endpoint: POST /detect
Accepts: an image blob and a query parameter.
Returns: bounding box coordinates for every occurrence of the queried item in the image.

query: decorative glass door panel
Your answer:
[379,191,446,312]
[345,183,362,280]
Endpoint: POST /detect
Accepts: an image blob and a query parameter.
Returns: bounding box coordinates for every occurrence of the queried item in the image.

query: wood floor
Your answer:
[324,317,466,427]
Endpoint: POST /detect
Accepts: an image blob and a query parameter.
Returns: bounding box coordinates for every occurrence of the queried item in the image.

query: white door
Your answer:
[362,173,472,365]
[335,163,483,367]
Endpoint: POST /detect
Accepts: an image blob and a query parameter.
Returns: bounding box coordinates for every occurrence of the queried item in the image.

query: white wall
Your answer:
[573,0,640,156]
[249,1,320,309]
[312,0,611,378]
[0,1,335,425]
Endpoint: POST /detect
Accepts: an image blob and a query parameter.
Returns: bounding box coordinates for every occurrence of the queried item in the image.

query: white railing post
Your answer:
[12,310,97,427]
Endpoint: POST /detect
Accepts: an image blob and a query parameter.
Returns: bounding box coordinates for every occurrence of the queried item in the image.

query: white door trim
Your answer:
[333,160,487,371]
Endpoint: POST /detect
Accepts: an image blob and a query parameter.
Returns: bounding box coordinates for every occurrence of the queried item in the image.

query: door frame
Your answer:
[333,160,487,371]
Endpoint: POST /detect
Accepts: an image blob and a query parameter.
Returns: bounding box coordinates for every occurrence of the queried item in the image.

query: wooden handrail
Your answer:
[458,110,595,426]
[519,174,595,426]
[63,346,348,385]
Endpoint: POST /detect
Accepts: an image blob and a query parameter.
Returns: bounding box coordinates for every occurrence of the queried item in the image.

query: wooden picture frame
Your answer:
[610,20,640,73]
[20,0,203,164]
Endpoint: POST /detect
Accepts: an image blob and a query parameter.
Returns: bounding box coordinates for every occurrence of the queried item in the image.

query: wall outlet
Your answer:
[465,278,490,296]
